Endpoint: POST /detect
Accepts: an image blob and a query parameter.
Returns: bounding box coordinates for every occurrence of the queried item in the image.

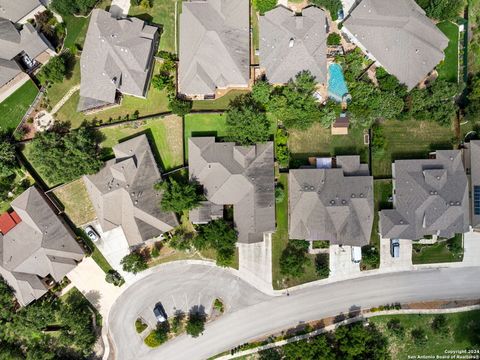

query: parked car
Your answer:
[390,239,400,258]
[85,226,99,242]
[351,246,362,263]
[154,303,167,323]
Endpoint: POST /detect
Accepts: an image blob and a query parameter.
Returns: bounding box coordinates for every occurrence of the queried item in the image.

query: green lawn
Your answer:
[288,123,368,168]
[437,21,459,82]
[372,120,454,178]
[55,61,170,128]
[129,0,177,53]
[46,57,81,107]
[53,179,96,226]
[0,80,38,131]
[370,310,480,359]
[192,89,249,111]
[412,234,464,264]
[100,115,184,171]
[184,113,227,155]
[272,174,324,290]
[63,15,89,50]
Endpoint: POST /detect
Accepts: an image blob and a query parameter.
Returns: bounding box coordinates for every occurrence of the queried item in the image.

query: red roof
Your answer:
[0,211,22,235]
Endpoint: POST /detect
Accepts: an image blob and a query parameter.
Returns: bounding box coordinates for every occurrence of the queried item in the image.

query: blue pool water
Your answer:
[328,63,349,102]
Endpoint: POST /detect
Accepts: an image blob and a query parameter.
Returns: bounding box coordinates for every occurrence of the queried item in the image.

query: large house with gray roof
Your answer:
[0,17,53,100]
[188,137,275,244]
[260,5,328,84]
[0,0,46,24]
[0,186,84,306]
[178,0,250,99]
[83,135,178,247]
[342,0,449,90]
[78,9,158,112]
[380,150,469,240]
[289,156,373,247]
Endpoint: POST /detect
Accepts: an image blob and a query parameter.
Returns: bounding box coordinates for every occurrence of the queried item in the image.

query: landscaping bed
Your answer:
[412,234,464,264]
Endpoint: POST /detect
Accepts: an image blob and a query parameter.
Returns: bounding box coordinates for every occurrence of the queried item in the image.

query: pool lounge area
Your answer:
[328,63,350,102]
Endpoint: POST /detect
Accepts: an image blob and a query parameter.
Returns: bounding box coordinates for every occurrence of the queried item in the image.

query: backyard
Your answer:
[183,113,227,155]
[55,61,170,128]
[370,310,480,359]
[272,174,324,289]
[129,0,179,53]
[372,119,454,178]
[63,15,89,50]
[191,89,249,111]
[100,115,184,171]
[45,57,81,107]
[0,80,38,131]
[412,234,464,264]
[52,179,96,226]
[436,21,459,83]
[288,123,368,168]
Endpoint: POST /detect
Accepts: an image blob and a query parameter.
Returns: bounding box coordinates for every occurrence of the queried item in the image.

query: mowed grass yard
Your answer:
[45,57,81,107]
[184,113,227,155]
[0,80,38,131]
[63,15,89,50]
[191,89,249,111]
[100,115,184,171]
[129,0,178,53]
[53,179,96,226]
[288,123,368,168]
[412,234,464,264]
[436,21,459,83]
[370,310,480,360]
[55,61,170,128]
[372,120,454,178]
[272,174,323,289]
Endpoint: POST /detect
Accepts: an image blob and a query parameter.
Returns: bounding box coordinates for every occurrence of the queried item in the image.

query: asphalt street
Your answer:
[108,264,480,360]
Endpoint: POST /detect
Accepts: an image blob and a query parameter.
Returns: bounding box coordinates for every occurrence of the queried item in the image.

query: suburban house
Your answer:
[178,0,250,100]
[188,137,275,244]
[342,0,449,90]
[78,9,158,112]
[0,17,54,101]
[0,186,84,306]
[83,135,178,247]
[259,5,327,84]
[0,0,46,24]
[379,150,469,241]
[289,156,374,248]
[462,140,480,230]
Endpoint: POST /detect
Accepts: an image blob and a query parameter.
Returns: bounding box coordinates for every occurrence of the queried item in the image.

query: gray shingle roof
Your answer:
[0,0,43,23]
[0,18,49,60]
[84,134,178,247]
[289,156,373,246]
[178,0,250,96]
[189,201,224,224]
[0,58,22,87]
[0,186,84,306]
[342,0,449,89]
[379,150,469,240]
[188,137,275,244]
[78,9,158,111]
[260,6,327,84]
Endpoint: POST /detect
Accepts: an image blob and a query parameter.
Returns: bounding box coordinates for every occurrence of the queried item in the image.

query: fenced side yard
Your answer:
[52,179,96,226]
[0,80,39,132]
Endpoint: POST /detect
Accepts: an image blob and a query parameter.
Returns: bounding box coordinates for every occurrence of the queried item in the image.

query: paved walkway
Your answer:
[110,0,131,18]
[51,84,80,115]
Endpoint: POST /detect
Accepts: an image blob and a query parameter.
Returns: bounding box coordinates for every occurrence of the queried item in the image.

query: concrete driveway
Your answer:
[329,245,360,278]
[380,238,413,271]
[463,231,480,266]
[238,234,272,290]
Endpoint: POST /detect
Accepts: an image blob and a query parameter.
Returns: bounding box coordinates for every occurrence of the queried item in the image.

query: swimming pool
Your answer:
[328,63,349,102]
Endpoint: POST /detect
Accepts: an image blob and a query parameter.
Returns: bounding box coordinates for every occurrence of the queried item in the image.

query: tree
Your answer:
[275,128,289,168]
[186,311,205,337]
[279,240,309,278]
[0,134,17,179]
[194,220,237,266]
[152,73,174,92]
[0,277,16,322]
[315,254,330,278]
[105,270,124,286]
[168,96,192,116]
[120,252,148,274]
[157,178,201,213]
[51,0,96,15]
[421,0,466,21]
[144,322,170,347]
[140,0,152,9]
[37,55,67,85]
[411,327,427,345]
[282,333,334,359]
[258,348,282,360]
[327,33,341,46]
[311,0,343,20]
[226,94,271,145]
[431,314,449,336]
[28,126,102,184]
[270,71,323,130]
[253,0,277,14]
[169,227,195,251]
[252,80,273,109]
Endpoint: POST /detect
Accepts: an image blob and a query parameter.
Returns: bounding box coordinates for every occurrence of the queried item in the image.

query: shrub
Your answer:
[105,270,124,286]
[151,243,160,258]
[275,128,289,168]
[213,299,224,313]
[144,323,169,347]
[327,33,341,46]
[431,314,449,335]
[135,318,148,333]
[387,318,405,338]
[280,240,309,278]
[120,252,148,274]
[411,327,427,345]
[275,185,285,203]
[168,96,192,116]
[171,311,185,334]
[315,253,330,278]
[186,311,206,337]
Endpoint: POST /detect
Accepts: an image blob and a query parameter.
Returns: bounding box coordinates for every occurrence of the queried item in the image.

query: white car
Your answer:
[85,226,99,242]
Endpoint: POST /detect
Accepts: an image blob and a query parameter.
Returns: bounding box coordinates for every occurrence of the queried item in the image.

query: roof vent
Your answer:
[450,201,455,206]
[330,200,335,205]
[351,194,356,198]
[341,200,347,205]
[399,220,404,224]
[359,193,364,198]
[456,201,461,205]
[310,186,314,191]
[450,156,454,161]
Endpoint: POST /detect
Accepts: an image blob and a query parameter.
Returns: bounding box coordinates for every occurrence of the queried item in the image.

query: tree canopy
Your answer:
[0,133,17,179]
[51,0,97,16]
[226,94,271,145]
[120,252,148,274]
[253,0,277,14]
[186,311,206,337]
[194,220,237,267]
[28,126,102,185]
[311,0,343,20]
[37,54,67,85]
[168,96,192,116]
[418,0,466,21]
[279,240,309,278]
[157,178,202,214]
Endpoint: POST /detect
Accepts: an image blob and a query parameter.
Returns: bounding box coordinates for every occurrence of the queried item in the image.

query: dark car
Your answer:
[153,303,167,323]
[390,239,400,258]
